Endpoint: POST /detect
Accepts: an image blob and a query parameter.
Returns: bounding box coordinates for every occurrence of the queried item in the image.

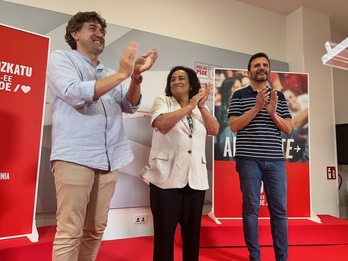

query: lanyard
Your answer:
[186,115,194,133]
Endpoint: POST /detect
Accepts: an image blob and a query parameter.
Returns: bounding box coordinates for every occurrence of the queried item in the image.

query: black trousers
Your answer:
[150,183,206,261]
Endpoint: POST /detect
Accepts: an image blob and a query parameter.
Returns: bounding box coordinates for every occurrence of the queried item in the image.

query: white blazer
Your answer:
[140,96,209,190]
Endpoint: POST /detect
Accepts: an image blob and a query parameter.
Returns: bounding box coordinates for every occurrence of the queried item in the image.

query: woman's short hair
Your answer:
[165,66,201,99]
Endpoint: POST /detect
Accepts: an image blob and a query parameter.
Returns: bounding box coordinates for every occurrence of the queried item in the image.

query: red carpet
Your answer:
[175,214,348,247]
[1,215,348,260]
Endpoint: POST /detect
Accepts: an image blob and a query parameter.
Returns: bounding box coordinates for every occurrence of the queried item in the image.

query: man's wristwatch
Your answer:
[131,74,143,84]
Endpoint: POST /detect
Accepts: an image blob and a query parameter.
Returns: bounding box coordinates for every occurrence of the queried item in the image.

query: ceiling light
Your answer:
[321,37,348,70]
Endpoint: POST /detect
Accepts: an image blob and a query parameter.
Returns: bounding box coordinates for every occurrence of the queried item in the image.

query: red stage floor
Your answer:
[1,215,348,261]
[175,214,348,247]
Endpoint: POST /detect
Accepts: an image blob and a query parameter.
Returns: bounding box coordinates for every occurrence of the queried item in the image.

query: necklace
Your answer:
[186,115,194,133]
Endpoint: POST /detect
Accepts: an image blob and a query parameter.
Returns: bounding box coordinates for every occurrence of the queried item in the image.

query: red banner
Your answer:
[0,24,49,239]
[213,161,310,218]
[213,69,311,219]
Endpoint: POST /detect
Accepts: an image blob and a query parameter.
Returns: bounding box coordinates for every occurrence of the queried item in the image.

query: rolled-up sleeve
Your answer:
[121,93,142,114]
[47,50,96,108]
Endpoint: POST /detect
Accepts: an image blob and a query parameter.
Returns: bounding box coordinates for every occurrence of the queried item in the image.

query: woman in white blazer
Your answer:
[140,66,220,261]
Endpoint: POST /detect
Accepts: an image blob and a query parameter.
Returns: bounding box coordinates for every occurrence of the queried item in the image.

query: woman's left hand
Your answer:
[197,82,212,108]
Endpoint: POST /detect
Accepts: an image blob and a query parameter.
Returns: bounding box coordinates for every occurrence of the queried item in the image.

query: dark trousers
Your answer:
[150,183,206,261]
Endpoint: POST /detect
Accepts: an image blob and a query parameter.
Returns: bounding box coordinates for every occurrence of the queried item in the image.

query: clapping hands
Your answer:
[118,41,158,79]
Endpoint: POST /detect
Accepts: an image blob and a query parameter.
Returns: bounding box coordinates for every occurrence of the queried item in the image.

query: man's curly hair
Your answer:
[65,11,107,50]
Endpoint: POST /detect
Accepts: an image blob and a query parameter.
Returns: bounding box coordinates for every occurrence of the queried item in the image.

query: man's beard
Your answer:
[251,69,269,82]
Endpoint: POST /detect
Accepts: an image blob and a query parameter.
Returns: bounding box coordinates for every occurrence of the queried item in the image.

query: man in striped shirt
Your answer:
[228,53,292,261]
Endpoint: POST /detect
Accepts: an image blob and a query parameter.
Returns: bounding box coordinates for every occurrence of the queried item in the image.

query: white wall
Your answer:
[302,8,337,216]
[330,30,348,220]
[331,31,348,124]
[3,0,347,237]
[4,0,287,61]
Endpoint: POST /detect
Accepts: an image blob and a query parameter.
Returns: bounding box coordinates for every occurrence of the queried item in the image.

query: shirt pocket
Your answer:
[149,150,173,174]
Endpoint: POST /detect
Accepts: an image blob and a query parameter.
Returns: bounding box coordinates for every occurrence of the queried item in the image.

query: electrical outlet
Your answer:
[134,214,148,224]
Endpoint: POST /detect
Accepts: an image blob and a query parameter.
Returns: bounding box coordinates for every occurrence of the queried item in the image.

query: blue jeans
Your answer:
[236,158,288,261]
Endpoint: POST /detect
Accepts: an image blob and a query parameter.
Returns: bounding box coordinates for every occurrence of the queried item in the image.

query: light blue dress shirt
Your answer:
[46,50,140,171]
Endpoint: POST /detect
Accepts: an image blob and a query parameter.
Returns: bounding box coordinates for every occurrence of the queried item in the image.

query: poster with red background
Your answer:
[0,24,49,239]
[213,69,310,219]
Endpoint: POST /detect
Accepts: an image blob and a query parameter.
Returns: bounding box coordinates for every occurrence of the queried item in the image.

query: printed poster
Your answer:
[213,69,310,219]
[0,24,49,239]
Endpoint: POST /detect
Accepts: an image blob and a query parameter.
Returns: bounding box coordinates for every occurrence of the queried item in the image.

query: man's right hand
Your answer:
[118,41,139,80]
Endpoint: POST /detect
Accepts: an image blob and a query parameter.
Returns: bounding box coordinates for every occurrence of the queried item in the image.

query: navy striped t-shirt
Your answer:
[228,86,292,161]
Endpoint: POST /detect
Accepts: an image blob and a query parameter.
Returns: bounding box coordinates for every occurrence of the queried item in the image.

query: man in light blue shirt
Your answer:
[46,11,158,261]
